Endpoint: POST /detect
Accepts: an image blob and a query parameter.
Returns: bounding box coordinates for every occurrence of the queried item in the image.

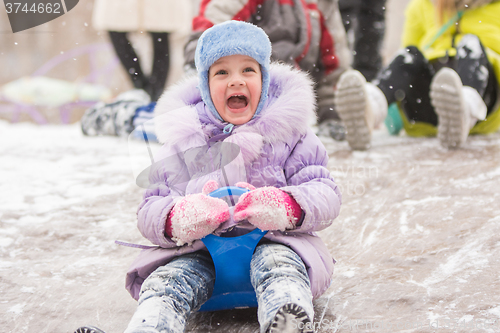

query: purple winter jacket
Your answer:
[125,63,342,301]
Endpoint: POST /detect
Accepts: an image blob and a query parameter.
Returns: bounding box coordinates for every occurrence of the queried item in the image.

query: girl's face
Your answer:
[209,54,262,125]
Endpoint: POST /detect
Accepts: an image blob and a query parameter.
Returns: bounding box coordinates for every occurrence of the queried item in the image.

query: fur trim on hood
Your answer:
[154,63,317,163]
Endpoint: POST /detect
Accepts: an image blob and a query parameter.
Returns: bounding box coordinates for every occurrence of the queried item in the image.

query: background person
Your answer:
[92,0,192,101]
[334,0,500,150]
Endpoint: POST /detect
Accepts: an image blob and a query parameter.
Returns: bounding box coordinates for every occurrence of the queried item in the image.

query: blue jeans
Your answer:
[124,243,314,333]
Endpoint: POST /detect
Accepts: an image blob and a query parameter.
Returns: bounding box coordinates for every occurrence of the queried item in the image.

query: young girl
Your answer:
[75,21,341,333]
[334,0,500,150]
[183,0,352,141]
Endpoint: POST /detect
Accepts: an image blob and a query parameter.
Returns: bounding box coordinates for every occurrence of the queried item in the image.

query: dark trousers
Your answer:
[339,0,387,81]
[374,34,498,126]
[108,31,170,101]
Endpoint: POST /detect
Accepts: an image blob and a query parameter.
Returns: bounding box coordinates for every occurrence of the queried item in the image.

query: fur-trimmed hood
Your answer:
[153,62,317,163]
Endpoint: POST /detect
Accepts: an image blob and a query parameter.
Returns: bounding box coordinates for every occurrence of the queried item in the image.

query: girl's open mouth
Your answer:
[227,95,248,110]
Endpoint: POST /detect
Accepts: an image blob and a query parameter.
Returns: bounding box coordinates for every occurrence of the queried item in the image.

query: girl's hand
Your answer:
[166,182,230,246]
[234,186,302,231]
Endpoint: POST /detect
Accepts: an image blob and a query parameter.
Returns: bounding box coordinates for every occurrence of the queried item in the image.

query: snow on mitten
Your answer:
[235,181,256,191]
[202,180,220,195]
[233,186,302,231]
[166,191,230,246]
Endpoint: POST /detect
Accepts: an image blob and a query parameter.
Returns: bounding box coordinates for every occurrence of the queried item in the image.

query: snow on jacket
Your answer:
[125,63,342,301]
[183,0,351,121]
[92,0,192,33]
[401,0,500,135]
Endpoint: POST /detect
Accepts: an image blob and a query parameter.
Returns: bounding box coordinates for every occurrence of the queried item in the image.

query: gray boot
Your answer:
[334,70,387,150]
[430,67,487,149]
[267,303,314,333]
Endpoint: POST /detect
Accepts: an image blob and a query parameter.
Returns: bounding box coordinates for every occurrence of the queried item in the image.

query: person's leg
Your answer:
[430,68,474,148]
[375,46,437,125]
[108,31,148,90]
[251,243,314,333]
[334,46,433,149]
[149,32,170,101]
[429,35,495,148]
[338,0,361,41]
[454,34,498,114]
[125,251,215,333]
[353,0,386,81]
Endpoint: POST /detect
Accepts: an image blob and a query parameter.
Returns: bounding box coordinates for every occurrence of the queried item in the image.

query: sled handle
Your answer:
[207,185,249,199]
[199,186,267,311]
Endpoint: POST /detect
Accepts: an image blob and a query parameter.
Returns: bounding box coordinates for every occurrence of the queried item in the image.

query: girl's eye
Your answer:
[244,67,256,73]
[215,69,227,75]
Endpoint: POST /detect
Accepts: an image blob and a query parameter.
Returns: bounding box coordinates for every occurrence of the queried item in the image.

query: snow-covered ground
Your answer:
[1,120,500,333]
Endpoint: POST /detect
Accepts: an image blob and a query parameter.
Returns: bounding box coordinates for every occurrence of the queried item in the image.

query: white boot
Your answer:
[462,86,487,124]
[366,82,389,129]
[430,67,487,149]
[334,70,387,150]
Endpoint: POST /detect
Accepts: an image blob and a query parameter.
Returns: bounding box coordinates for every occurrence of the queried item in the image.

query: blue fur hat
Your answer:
[195,20,272,122]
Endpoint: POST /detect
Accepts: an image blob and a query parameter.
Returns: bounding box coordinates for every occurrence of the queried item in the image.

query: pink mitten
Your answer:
[235,181,256,191]
[234,186,302,231]
[166,187,230,246]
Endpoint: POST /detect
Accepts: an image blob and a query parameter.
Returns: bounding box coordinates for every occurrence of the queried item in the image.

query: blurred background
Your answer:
[0,0,410,124]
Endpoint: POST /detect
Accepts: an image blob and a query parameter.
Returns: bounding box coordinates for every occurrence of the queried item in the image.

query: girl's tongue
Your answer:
[227,96,248,109]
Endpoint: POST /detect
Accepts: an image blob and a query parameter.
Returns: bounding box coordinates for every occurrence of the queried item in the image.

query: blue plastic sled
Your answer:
[199,186,267,312]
